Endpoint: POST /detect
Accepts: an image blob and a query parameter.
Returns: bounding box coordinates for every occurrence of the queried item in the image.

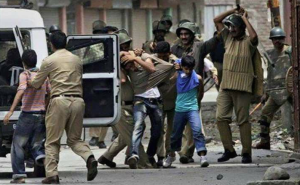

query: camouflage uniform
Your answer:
[143,21,166,54]
[258,45,292,145]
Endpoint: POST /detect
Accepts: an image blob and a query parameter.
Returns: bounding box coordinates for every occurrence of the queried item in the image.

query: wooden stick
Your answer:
[250,102,262,115]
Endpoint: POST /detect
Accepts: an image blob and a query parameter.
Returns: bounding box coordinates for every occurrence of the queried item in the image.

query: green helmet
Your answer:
[224,14,246,29]
[176,22,198,37]
[152,20,167,34]
[93,20,107,34]
[161,15,173,26]
[269,27,286,39]
[178,19,191,28]
[118,32,132,45]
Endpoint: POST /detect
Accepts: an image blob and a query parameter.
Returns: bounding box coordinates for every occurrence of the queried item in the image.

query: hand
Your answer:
[3,111,13,125]
[120,51,130,58]
[261,94,269,104]
[133,48,143,56]
[213,75,219,85]
[121,55,136,63]
[242,10,248,19]
[174,63,180,70]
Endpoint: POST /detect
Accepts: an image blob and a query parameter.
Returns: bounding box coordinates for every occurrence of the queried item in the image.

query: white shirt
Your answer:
[204,58,214,72]
[136,87,161,98]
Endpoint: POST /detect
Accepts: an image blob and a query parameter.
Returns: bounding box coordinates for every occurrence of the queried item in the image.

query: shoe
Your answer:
[179,155,189,164]
[200,156,209,167]
[163,155,176,168]
[124,155,129,165]
[242,154,252,164]
[128,155,139,169]
[217,150,237,162]
[86,156,98,181]
[42,175,60,184]
[98,141,107,149]
[98,155,116,168]
[89,137,99,146]
[148,157,157,168]
[10,178,25,184]
[188,157,194,163]
[156,157,164,168]
[252,141,270,150]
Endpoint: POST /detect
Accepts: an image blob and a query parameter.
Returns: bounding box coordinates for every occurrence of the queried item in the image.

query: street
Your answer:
[0,127,300,185]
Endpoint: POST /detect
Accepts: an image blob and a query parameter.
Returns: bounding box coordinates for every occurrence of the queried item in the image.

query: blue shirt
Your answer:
[175,87,199,112]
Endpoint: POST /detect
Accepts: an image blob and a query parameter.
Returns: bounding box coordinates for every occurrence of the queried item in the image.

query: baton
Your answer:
[250,102,262,115]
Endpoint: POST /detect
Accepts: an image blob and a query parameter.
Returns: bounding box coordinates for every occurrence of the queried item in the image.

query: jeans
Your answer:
[11,112,46,179]
[170,111,207,155]
[131,97,162,158]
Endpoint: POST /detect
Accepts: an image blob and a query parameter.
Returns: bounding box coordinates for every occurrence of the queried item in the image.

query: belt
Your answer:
[22,111,46,115]
[134,96,161,103]
[121,101,133,106]
[51,94,82,99]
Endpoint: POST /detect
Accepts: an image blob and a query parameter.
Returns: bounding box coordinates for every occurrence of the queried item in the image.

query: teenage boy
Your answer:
[163,55,208,168]
[4,49,50,184]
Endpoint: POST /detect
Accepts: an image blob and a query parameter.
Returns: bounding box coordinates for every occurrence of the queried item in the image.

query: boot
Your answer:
[87,156,98,181]
[217,150,237,162]
[253,120,270,150]
[88,137,99,146]
[253,140,270,150]
[42,175,60,184]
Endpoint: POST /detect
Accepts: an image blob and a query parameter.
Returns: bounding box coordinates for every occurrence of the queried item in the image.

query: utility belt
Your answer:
[51,94,82,99]
[121,101,134,106]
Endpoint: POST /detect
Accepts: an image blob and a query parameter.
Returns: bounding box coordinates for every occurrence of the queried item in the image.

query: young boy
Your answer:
[163,55,208,168]
[3,49,50,184]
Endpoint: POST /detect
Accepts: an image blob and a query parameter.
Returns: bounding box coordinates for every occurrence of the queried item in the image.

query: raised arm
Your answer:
[242,11,258,46]
[214,8,237,31]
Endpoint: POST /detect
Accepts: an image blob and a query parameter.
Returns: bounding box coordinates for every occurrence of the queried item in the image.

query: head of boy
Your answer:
[181,55,195,76]
[154,41,171,62]
[22,49,37,69]
[49,31,67,52]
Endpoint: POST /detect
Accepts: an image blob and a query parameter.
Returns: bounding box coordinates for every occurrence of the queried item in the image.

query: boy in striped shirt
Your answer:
[4,49,50,184]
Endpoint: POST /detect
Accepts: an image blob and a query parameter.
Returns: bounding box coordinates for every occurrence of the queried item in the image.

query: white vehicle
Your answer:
[0,6,120,162]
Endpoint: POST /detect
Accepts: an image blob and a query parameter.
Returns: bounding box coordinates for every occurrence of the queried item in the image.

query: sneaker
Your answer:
[89,137,99,146]
[10,178,25,184]
[163,155,176,168]
[241,153,252,164]
[127,155,139,169]
[98,141,107,149]
[179,155,189,164]
[217,150,237,162]
[200,156,209,167]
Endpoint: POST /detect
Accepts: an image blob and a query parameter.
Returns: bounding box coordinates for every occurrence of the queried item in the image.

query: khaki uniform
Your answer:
[259,46,293,143]
[31,49,93,177]
[216,28,259,156]
[171,36,219,158]
[156,54,177,157]
[102,69,151,168]
[89,127,108,142]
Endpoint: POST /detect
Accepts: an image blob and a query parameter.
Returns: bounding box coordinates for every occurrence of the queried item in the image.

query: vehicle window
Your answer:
[0,30,30,111]
[68,38,114,73]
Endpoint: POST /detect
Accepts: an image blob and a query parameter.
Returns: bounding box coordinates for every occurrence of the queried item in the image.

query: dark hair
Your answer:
[181,55,195,69]
[22,49,37,68]
[49,31,67,49]
[154,41,170,53]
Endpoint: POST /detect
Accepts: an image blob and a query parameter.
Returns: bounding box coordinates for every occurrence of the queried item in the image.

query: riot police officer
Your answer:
[253,27,293,150]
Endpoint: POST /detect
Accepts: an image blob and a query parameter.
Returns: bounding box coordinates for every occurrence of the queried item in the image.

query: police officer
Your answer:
[143,20,167,54]
[253,27,293,150]
[214,7,262,164]
[29,31,98,183]
[49,25,61,34]
[161,15,177,45]
[171,21,219,164]
[98,32,152,169]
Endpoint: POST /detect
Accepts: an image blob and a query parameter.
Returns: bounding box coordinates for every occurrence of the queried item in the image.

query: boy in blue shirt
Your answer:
[163,55,208,168]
